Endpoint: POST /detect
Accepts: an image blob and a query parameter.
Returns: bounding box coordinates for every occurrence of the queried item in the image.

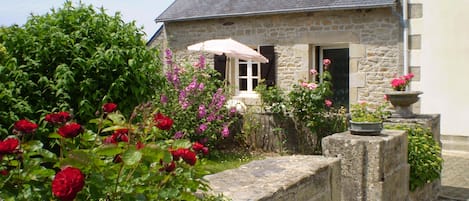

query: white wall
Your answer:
[420,0,469,136]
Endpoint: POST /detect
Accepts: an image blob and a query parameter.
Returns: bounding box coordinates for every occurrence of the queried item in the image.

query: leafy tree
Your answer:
[0,1,163,135]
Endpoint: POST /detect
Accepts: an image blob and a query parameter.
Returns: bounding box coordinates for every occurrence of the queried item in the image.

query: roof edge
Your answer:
[155,3,396,22]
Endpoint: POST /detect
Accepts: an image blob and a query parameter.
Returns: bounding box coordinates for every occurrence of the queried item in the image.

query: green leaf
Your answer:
[23,140,44,152]
[122,148,142,166]
[95,145,123,156]
[102,125,127,133]
[48,133,62,139]
[61,150,91,169]
[106,113,126,125]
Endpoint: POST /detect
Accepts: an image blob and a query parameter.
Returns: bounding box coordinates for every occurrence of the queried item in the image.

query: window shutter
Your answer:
[260,46,276,86]
[214,54,226,81]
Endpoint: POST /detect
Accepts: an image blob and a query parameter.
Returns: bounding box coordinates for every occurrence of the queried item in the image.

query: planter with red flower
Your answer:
[385,73,423,118]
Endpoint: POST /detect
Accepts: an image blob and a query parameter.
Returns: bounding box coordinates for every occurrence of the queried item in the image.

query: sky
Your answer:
[0,0,175,40]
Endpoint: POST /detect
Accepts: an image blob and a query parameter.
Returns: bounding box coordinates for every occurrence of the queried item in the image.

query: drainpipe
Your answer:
[402,0,409,75]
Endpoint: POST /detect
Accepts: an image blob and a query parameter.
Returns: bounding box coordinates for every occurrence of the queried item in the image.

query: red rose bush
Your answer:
[0,103,213,200]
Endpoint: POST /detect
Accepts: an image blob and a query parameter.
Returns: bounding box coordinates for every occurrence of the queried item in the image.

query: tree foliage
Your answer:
[0,1,163,135]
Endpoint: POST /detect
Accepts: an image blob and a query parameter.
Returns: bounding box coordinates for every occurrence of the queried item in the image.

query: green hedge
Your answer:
[386,124,443,191]
[0,2,163,135]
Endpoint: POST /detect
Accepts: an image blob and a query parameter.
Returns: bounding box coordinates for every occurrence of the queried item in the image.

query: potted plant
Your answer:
[385,73,423,118]
[349,101,390,135]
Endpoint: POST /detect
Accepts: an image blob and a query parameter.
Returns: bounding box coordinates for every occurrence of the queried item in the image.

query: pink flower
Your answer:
[221,125,229,137]
[160,95,168,105]
[198,105,206,118]
[384,94,389,101]
[358,100,367,105]
[325,99,333,107]
[310,69,318,75]
[323,58,331,66]
[173,131,184,139]
[197,123,208,134]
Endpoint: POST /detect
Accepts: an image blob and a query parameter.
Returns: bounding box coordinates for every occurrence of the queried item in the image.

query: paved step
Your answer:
[441,135,469,153]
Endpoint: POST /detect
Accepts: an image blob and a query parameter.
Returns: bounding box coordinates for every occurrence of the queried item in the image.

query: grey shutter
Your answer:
[214,54,226,81]
[260,46,276,86]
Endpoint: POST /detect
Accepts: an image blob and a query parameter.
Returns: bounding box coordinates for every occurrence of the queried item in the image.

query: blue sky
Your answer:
[0,0,175,40]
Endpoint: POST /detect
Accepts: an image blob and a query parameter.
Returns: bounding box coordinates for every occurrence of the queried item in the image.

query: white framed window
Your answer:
[235,59,260,96]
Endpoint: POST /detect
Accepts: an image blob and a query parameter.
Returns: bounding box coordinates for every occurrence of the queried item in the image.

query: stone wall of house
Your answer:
[150,8,403,106]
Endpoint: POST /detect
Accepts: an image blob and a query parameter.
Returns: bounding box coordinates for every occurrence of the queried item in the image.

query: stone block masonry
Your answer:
[322,130,409,201]
[204,155,341,201]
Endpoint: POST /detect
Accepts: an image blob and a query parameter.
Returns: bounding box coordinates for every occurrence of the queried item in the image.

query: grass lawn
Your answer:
[201,149,273,175]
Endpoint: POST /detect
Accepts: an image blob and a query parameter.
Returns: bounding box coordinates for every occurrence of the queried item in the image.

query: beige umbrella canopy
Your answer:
[187,38,268,63]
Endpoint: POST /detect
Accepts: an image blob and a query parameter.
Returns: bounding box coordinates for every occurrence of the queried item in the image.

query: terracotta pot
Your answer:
[385,91,423,118]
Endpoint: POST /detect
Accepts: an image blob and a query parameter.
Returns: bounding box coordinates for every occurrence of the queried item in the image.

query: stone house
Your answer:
[149,0,405,108]
[148,0,469,149]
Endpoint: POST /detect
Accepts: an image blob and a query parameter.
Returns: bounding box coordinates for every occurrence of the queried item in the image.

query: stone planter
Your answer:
[349,121,383,135]
[385,91,423,118]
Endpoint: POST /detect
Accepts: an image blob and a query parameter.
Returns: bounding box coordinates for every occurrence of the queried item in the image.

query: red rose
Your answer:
[154,113,173,130]
[14,119,38,134]
[52,167,85,201]
[113,154,123,163]
[159,161,176,172]
[202,147,209,155]
[192,142,204,152]
[181,149,197,166]
[103,129,129,144]
[102,103,117,113]
[58,123,83,138]
[0,138,19,154]
[136,141,144,150]
[0,170,8,176]
[45,112,72,124]
[170,148,184,161]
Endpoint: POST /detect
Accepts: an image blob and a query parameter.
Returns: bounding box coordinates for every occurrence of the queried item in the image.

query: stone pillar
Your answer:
[322,130,409,201]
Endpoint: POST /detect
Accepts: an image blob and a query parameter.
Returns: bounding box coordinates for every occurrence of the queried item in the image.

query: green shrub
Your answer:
[0,1,163,135]
[254,81,285,114]
[386,125,442,191]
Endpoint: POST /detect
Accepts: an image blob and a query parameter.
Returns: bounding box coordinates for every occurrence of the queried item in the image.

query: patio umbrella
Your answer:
[187,38,269,63]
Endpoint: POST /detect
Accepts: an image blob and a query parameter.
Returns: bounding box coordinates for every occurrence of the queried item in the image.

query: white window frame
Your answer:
[235,58,261,97]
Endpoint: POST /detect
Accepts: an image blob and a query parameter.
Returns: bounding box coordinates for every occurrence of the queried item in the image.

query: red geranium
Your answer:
[103,129,129,144]
[58,123,83,138]
[14,119,38,134]
[0,138,19,154]
[45,112,72,124]
[102,103,117,113]
[154,113,173,130]
[52,167,85,201]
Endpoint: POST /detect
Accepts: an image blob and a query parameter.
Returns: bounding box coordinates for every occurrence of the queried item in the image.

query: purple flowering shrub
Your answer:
[154,49,237,149]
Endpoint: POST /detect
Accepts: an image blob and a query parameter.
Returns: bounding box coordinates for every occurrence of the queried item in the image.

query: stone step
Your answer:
[441,135,469,153]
